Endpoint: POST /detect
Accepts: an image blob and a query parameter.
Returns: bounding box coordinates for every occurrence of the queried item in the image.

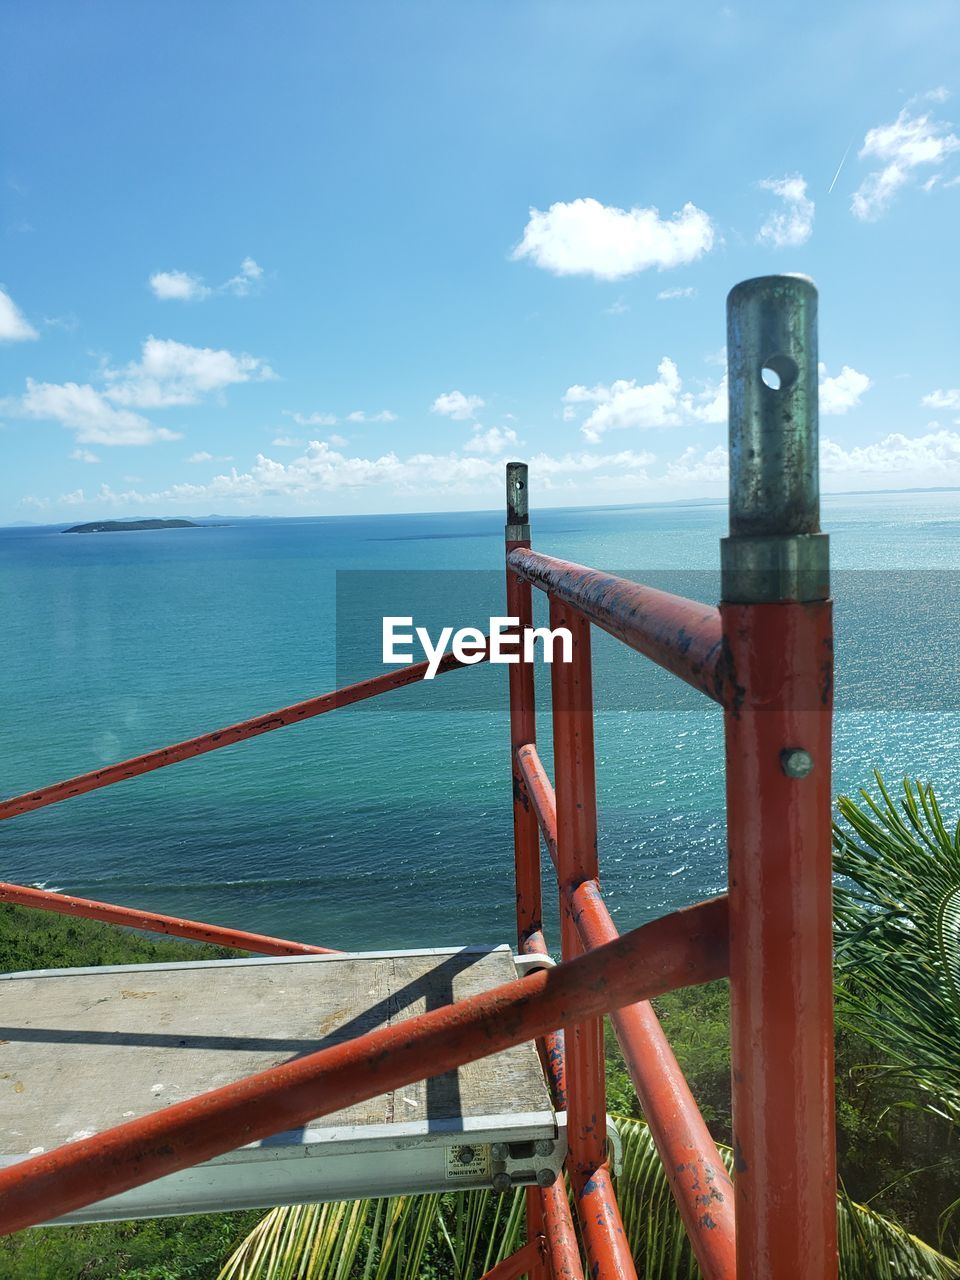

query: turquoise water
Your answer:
[2,492,960,952]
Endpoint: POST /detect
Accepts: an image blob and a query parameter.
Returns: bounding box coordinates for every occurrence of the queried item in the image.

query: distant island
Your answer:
[63,518,203,534]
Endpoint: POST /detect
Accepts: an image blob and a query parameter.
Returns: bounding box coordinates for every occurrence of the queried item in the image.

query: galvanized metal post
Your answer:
[721,275,837,1278]
[505,462,549,1280]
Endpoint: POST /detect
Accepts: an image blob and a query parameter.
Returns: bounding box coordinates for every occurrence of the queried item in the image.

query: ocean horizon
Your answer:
[3,487,959,954]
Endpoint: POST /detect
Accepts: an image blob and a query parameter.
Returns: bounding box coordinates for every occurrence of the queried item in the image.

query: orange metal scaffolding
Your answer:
[0,274,836,1278]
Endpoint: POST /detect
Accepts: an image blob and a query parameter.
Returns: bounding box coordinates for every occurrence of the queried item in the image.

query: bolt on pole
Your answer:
[721,275,838,1279]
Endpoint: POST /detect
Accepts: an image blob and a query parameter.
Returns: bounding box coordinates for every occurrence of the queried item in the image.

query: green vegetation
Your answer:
[216,1116,960,1280]
[62,519,202,533]
[0,902,240,973]
[833,776,960,1252]
[2,773,960,1275]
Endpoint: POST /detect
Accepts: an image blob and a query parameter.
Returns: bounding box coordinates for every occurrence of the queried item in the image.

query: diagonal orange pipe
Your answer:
[0,881,336,956]
[516,742,737,1280]
[0,898,727,1236]
[0,644,487,822]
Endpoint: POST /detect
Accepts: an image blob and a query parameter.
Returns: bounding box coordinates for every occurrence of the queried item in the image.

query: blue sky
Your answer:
[2,0,959,521]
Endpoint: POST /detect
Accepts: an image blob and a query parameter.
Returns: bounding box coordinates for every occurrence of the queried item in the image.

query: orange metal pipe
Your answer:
[0,898,728,1234]
[723,599,836,1278]
[570,881,737,1280]
[549,601,605,1181]
[479,1239,544,1280]
[513,758,583,1274]
[575,1163,637,1280]
[0,881,336,956]
[520,929,580,1279]
[548,599,636,1280]
[508,548,728,706]
[0,644,487,822]
[516,744,559,873]
[505,481,541,943]
[521,930,566,1109]
[537,1177,584,1280]
[517,742,736,1279]
[524,1190,547,1280]
[506,553,543,945]
[506,463,547,1279]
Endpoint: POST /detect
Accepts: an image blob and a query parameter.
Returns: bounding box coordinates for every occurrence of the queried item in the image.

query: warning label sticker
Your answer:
[445,1143,491,1180]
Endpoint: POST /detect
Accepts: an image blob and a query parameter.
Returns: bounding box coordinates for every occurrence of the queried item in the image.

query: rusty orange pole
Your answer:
[550,598,636,1280]
[0,881,336,956]
[0,646,487,823]
[478,1240,544,1280]
[517,733,737,1278]
[721,275,836,1278]
[505,462,542,946]
[505,462,548,1280]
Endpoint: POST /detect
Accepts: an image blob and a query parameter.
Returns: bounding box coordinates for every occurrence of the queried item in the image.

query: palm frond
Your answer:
[217,1116,960,1279]
[833,774,960,1123]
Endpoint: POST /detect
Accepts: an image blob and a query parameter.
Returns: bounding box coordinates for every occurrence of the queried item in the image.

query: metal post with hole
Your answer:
[721,275,837,1278]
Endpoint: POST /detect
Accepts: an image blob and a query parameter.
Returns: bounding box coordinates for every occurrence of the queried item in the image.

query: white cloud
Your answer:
[657,430,960,488]
[820,429,960,475]
[605,299,630,315]
[431,390,485,421]
[272,435,303,448]
[149,258,264,301]
[657,286,697,300]
[45,441,662,510]
[286,410,338,427]
[852,105,960,220]
[528,448,655,479]
[187,451,213,463]
[757,175,814,247]
[921,388,960,410]
[328,433,348,447]
[346,409,397,423]
[692,376,727,424]
[70,448,100,464]
[511,197,715,280]
[464,426,519,456]
[664,445,729,485]
[224,257,263,297]
[103,337,275,408]
[43,314,79,333]
[17,379,181,446]
[4,336,270,447]
[149,270,211,302]
[0,287,38,341]
[562,356,867,440]
[818,364,872,414]
[563,359,726,441]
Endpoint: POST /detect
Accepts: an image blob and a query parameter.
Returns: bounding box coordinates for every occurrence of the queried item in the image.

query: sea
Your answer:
[2,491,959,954]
